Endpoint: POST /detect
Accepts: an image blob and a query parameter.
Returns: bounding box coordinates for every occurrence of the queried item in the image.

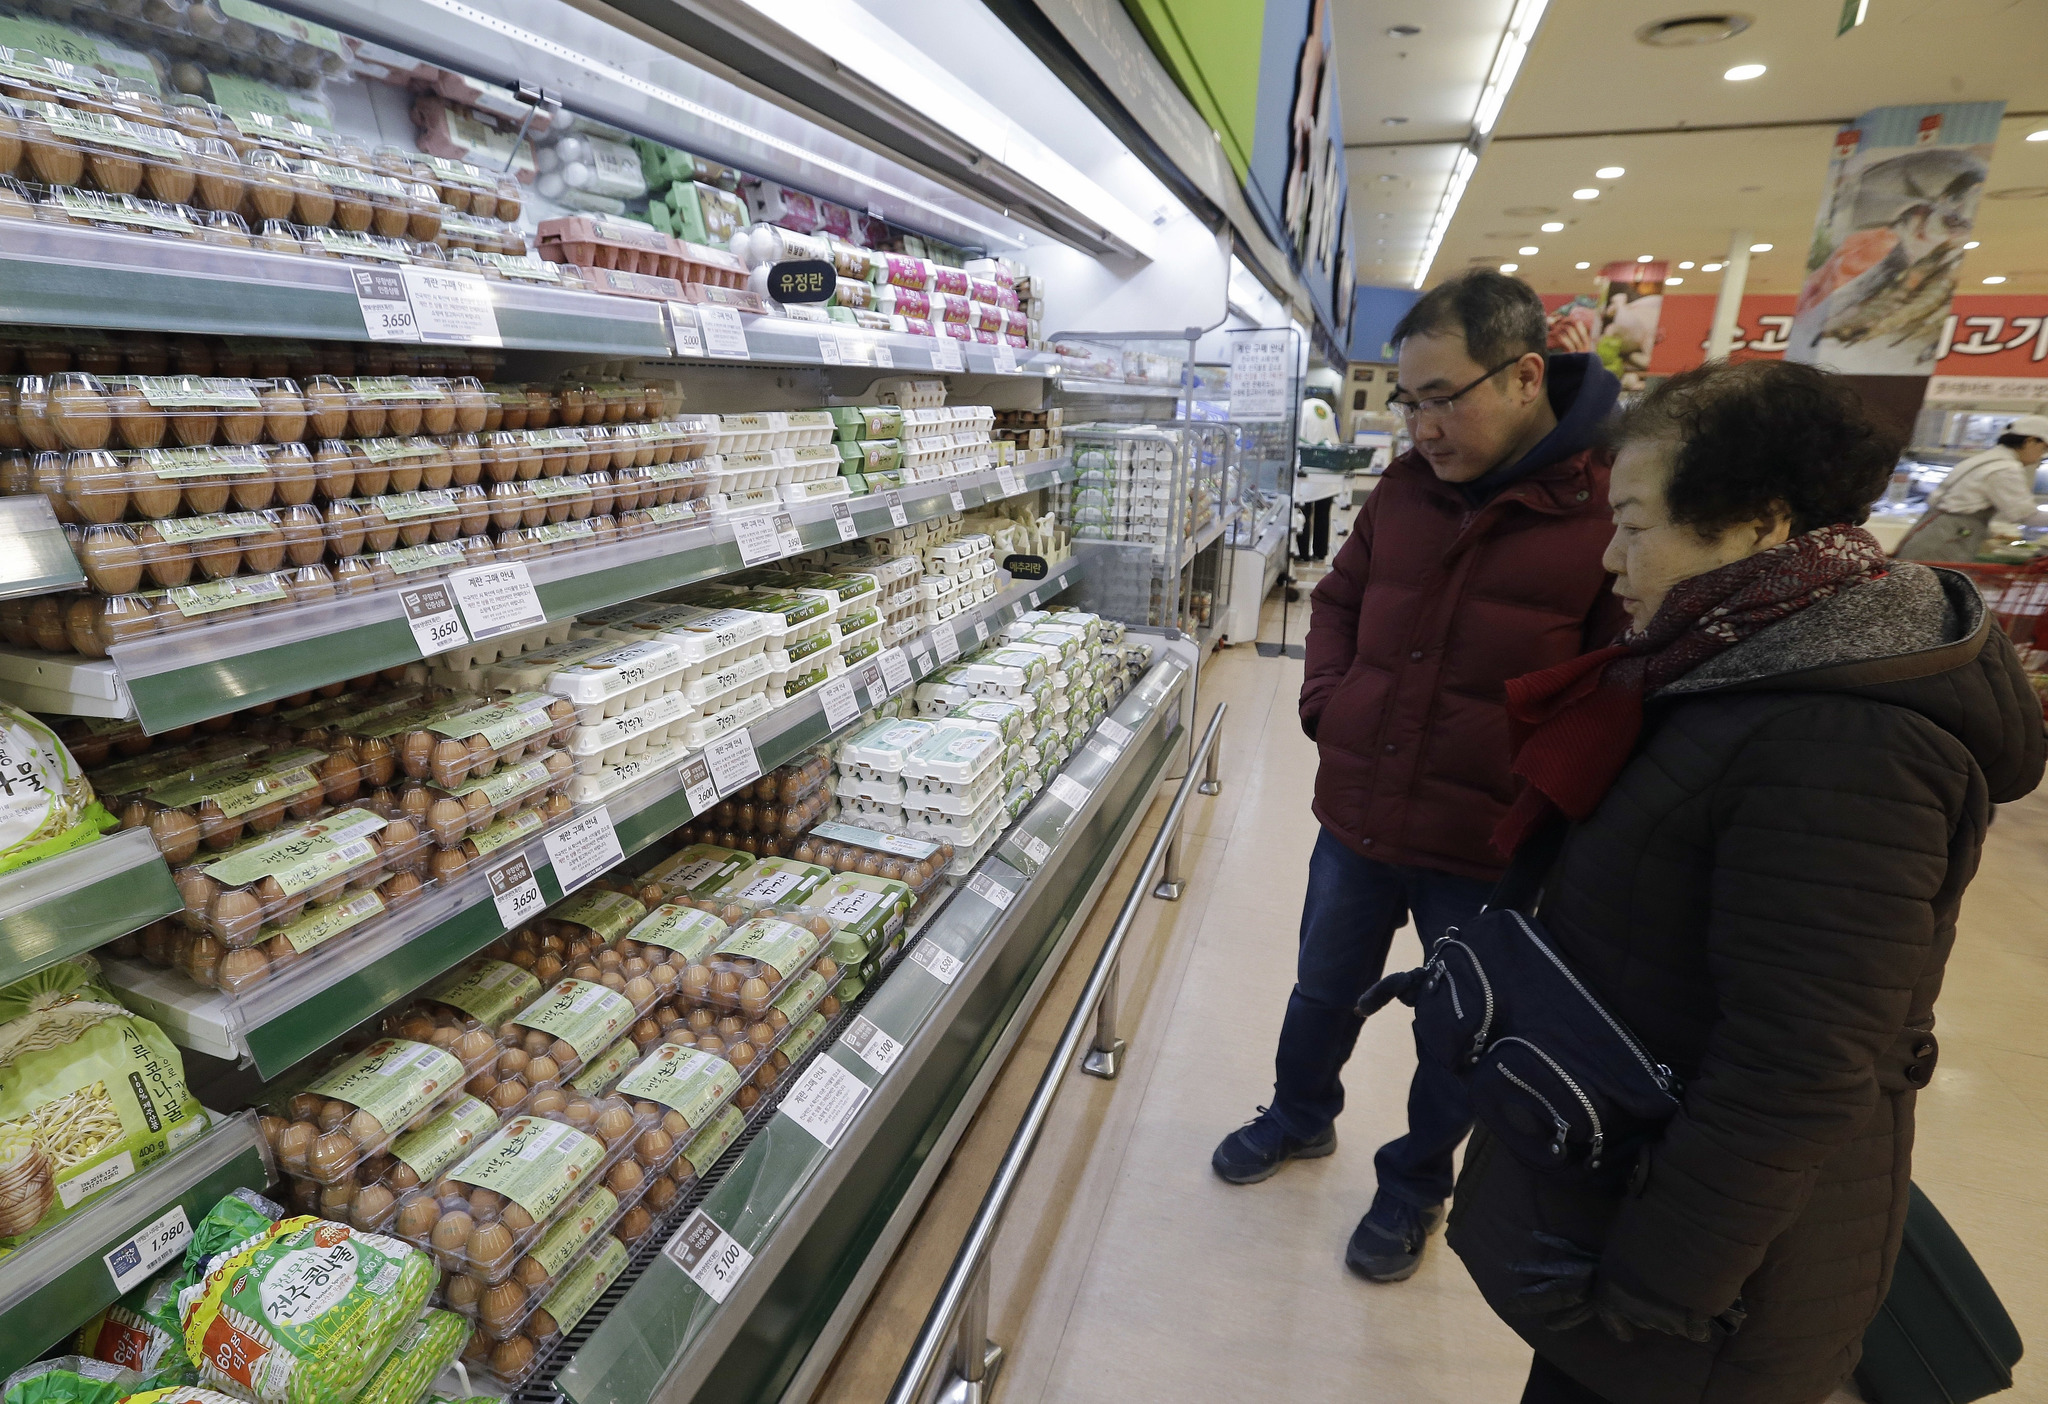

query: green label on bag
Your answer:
[393,1096,497,1183]
[541,1235,628,1333]
[352,377,443,402]
[429,693,555,749]
[126,376,262,410]
[453,757,553,807]
[136,446,269,479]
[615,1043,738,1130]
[525,1185,616,1277]
[153,510,273,545]
[167,573,288,617]
[567,1038,642,1096]
[385,542,467,575]
[470,808,544,856]
[199,809,384,893]
[306,1037,464,1129]
[627,904,725,964]
[276,888,384,953]
[552,890,646,943]
[425,958,541,1026]
[450,1115,605,1221]
[714,918,817,976]
[375,490,458,522]
[516,978,636,1063]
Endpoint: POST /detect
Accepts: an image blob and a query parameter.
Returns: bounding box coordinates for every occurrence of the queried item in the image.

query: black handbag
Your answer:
[1857,1182,2024,1403]
[1358,824,1682,1185]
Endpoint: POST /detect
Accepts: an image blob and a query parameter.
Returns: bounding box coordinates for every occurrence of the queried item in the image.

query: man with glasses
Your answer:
[1213,270,1627,1284]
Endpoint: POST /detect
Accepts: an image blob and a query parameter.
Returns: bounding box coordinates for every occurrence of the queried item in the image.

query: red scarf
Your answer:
[1491,525,1890,856]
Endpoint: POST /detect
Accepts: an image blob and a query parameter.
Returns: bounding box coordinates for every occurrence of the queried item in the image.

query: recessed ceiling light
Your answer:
[1635,14,1753,48]
[1575,261,1591,269]
[1386,24,1422,37]
[1382,116,1409,125]
[1703,262,1723,271]
[1595,166,1625,179]
[1519,246,1539,255]
[1964,240,1981,249]
[1540,221,1565,232]
[1667,276,1684,284]
[1637,254,1655,263]
[1500,263,1519,272]
[1679,261,1695,269]
[1984,275,2008,284]
[1749,242,1773,252]
[1724,63,1767,80]
[2028,130,2048,142]
[1573,188,1600,200]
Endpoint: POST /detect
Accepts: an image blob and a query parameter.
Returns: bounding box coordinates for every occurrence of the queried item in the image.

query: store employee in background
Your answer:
[1212,270,1628,1282]
[1893,414,2048,561]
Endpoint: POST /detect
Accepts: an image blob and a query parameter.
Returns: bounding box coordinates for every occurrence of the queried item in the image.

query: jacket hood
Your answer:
[1657,562,2045,801]
[1459,353,1621,505]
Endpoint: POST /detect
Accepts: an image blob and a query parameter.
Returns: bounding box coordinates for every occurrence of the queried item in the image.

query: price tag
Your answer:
[931,337,964,373]
[817,334,842,365]
[731,509,788,566]
[973,620,989,645]
[858,660,886,707]
[911,645,932,674]
[831,500,858,542]
[448,561,546,641]
[487,852,546,928]
[884,490,907,529]
[932,628,961,665]
[872,343,894,369]
[666,302,703,356]
[1098,717,1135,749]
[680,755,717,814]
[818,675,860,732]
[399,580,467,657]
[104,1204,191,1294]
[992,342,1017,373]
[1027,590,1041,609]
[351,266,417,342]
[780,1056,873,1149]
[1049,774,1091,810]
[698,304,751,359]
[966,871,1015,911]
[839,335,871,366]
[909,938,963,985]
[705,727,762,795]
[995,465,1021,497]
[400,267,501,347]
[668,1209,753,1304]
[949,490,967,512]
[1017,831,1051,866]
[841,1014,902,1074]
[1086,736,1121,765]
[544,805,623,893]
[877,647,913,696]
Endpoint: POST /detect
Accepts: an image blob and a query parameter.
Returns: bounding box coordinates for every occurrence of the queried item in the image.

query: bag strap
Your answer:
[1484,816,1567,915]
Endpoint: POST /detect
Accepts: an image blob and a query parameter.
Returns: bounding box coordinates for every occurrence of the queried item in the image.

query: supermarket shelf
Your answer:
[0,827,180,990]
[0,1109,270,1377]
[0,497,84,603]
[698,312,1057,380]
[553,648,1192,1404]
[1056,376,1185,399]
[101,554,1094,1078]
[3,455,1075,735]
[1182,511,1229,561]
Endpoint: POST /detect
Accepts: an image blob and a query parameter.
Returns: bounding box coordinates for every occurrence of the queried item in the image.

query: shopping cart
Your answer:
[1941,561,2048,713]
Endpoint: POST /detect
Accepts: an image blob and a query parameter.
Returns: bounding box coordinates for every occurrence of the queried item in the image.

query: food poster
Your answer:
[1786,102,2006,374]
[1589,262,1668,388]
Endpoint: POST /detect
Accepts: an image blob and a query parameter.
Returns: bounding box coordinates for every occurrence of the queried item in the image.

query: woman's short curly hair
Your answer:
[1612,359,1901,536]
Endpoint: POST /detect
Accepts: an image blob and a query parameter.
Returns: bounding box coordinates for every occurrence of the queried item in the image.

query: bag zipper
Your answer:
[1496,1065,1574,1161]
[1438,938,1495,1060]
[1496,1036,1605,1169]
[1507,912,1674,1095]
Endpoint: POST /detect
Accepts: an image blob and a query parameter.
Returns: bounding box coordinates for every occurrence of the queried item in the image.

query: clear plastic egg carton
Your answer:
[283,1092,497,1234]
[490,971,668,1102]
[541,638,688,723]
[681,909,829,1016]
[563,689,695,776]
[706,855,835,919]
[793,820,953,898]
[640,843,757,902]
[800,872,917,966]
[713,412,785,455]
[391,692,580,789]
[108,740,358,860]
[264,1034,495,1189]
[172,804,427,947]
[409,751,575,848]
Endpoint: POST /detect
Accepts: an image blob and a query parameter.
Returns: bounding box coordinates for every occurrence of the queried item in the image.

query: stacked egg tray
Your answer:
[536,214,748,290]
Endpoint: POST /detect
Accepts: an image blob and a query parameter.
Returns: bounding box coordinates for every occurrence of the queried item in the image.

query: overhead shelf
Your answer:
[1,456,1076,735]
[0,1109,270,1378]
[101,554,1095,1077]
[1057,376,1185,399]
[0,827,180,991]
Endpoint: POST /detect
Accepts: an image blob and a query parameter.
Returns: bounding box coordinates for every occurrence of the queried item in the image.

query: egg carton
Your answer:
[543,639,688,723]
[832,769,906,806]
[680,647,774,709]
[678,689,774,749]
[937,803,1010,877]
[899,758,1002,819]
[782,411,835,448]
[784,444,843,483]
[582,603,773,685]
[713,412,786,455]
[904,780,1006,844]
[704,450,788,494]
[265,1031,501,1188]
[436,621,576,674]
[564,734,693,806]
[412,752,575,848]
[564,690,696,775]
[901,718,1007,792]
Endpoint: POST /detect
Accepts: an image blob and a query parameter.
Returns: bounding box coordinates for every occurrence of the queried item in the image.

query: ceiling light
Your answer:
[1724,63,1766,81]
[1635,14,1753,47]
[1500,263,1519,272]
[1637,255,1655,263]
[1414,145,1477,288]
[1519,246,1540,255]
[2027,130,2048,142]
[1383,116,1409,125]
[1387,23,1422,37]
[1595,166,1625,179]
[1984,275,2008,284]
[1703,262,1723,271]
[1749,242,1773,252]
[1964,240,1980,249]
[1678,261,1695,269]
[1667,276,1684,284]
[1540,221,1565,232]
[1473,0,1551,137]
[1573,188,1600,200]
[1575,261,1591,269]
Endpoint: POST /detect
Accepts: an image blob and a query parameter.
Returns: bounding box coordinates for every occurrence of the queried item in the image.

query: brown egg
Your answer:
[276,1118,316,1171]
[454,1027,496,1066]
[594,1105,636,1144]
[513,1255,550,1288]
[500,1202,534,1233]
[644,1175,679,1212]
[152,808,202,863]
[308,1130,356,1180]
[444,1271,483,1310]
[430,1208,473,1251]
[211,888,263,944]
[489,1336,534,1379]
[318,1100,352,1132]
[617,1205,653,1243]
[397,1195,441,1239]
[633,1128,674,1167]
[467,1219,515,1267]
[481,1278,528,1330]
[318,1180,356,1215]
[488,1079,529,1111]
[352,1183,395,1227]
[605,1159,644,1196]
[523,1054,560,1086]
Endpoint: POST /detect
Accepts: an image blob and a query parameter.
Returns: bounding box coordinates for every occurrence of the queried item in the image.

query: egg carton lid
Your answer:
[564,689,695,757]
[564,735,693,805]
[486,638,619,693]
[900,719,1006,786]
[543,639,688,705]
[899,761,1002,815]
[831,770,906,805]
[838,716,936,774]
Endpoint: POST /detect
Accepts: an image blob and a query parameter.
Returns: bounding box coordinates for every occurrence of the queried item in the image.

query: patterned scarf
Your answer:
[1491,525,1890,856]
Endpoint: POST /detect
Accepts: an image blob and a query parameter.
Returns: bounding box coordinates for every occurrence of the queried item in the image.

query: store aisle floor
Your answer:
[812,576,2048,1404]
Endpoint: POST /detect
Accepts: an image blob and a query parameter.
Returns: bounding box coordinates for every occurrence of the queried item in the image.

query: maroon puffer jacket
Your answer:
[1301,445,1626,879]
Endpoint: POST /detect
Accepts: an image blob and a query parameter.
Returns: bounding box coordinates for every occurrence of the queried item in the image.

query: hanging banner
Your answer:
[1588,262,1667,389]
[1785,101,2005,374]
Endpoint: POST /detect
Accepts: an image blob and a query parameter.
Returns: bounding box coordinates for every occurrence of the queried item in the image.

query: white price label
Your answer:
[995,466,1021,497]
[680,755,717,814]
[877,647,913,695]
[1049,774,1092,810]
[884,490,907,529]
[973,620,989,645]
[104,1204,191,1294]
[966,871,1015,911]
[831,500,858,542]
[705,727,763,795]
[819,675,860,732]
[909,938,963,985]
[698,303,751,358]
[448,561,546,641]
[932,627,961,665]
[780,1056,873,1149]
[399,580,467,657]
[666,302,703,356]
[731,509,790,566]
[1027,590,1041,609]
[858,660,886,706]
[544,805,623,893]
[817,334,842,365]
[840,1014,902,1075]
[400,267,501,346]
[949,490,967,512]
[1097,717,1135,749]
[487,852,546,929]
[1086,736,1121,765]
[992,342,1017,373]
[1017,832,1051,866]
[931,337,964,372]
[839,335,871,366]
[351,267,417,342]
[910,646,932,674]
[872,343,894,369]
[668,1209,753,1304]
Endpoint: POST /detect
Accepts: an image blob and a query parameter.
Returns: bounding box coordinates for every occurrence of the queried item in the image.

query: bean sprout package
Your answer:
[0,956,206,1251]
[0,703,114,874]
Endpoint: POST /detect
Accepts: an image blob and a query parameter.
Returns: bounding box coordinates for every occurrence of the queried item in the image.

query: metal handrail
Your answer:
[885,702,1227,1404]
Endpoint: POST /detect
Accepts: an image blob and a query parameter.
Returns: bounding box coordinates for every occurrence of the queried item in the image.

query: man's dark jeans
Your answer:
[1269,826,1492,1209]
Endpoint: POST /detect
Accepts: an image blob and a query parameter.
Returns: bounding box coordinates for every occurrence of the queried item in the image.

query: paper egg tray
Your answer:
[265,1033,505,1188]
[678,689,773,750]
[408,753,575,847]
[564,691,696,775]
[543,639,688,723]
[712,414,782,455]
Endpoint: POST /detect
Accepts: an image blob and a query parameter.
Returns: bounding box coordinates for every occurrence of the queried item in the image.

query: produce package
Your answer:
[0,957,207,1250]
[0,702,114,874]
[0,1359,133,1404]
[351,1309,470,1404]
[178,1214,437,1404]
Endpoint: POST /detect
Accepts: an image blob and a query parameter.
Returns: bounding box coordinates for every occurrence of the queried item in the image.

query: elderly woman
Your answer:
[1448,359,2045,1404]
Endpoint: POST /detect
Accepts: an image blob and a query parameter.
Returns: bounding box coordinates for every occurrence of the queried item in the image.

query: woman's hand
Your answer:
[1505,1233,1745,1342]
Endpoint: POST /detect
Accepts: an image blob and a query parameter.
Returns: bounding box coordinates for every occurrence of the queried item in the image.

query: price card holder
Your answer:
[841,1014,902,1074]
[884,490,907,529]
[831,500,858,542]
[857,660,886,708]
[705,727,762,795]
[680,755,717,814]
[949,490,967,512]
[448,561,545,641]
[699,304,750,359]
[931,337,964,373]
[910,644,932,675]
[1098,717,1135,749]
[932,627,961,665]
[1027,590,1041,609]
[840,335,871,366]
[909,938,962,985]
[668,1209,753,1304]
[818,675,859,732]
[400,267,501,347]
[973,620,989,645]
[352,266,417,342]
[992,343,1017,373]
[104,1204,191,1294]
[966,871,1015,911]
[666,301,703,356]
[872,343,894,369]
[487,852,546,928]
[1049,773,1092,811]
[732,509,796,566]
[877,647,913,696]
[399,580,467,657]
[544,805,623,893]
[817,334,842,365]
[780,1056,872,1149]
[995,465,1021,497]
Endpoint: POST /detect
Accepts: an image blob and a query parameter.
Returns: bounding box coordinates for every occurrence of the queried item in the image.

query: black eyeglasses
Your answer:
[1386,357,1524,422]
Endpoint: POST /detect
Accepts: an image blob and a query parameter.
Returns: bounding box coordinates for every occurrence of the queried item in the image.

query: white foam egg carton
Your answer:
[783,410,835,448]
[566,733,694,804]
[838,717,938,780]
[542,639,688,722]
[483,636,619,694]
[678,689,774,748]
[715,412,785,454]
[564,689,695,774]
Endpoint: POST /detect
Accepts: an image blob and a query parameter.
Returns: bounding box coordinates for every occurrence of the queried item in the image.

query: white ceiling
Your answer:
[1337,0,2048,295]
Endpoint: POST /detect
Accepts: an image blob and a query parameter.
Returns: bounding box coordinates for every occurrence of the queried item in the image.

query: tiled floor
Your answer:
[810,516,2047,1404]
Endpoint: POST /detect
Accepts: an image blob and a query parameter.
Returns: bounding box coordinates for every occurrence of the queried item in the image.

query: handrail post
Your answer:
[934,1258,1003,1403]
[1153,820,1186,901]
[1081,963,1125,1079]
[1199,723,1222,795]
